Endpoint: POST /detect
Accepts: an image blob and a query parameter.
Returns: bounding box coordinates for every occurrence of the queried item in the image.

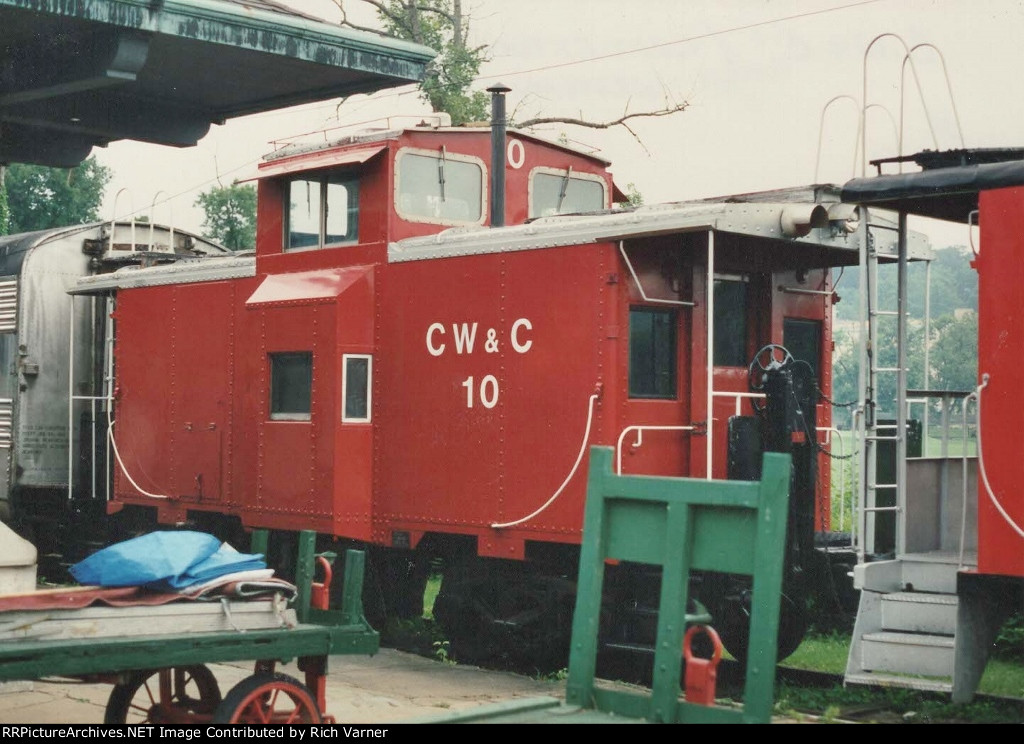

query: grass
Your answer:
[773,679,1024,724]
[777,630,1024,722]
[781,631,848,675]
[784,630,1024,698]
[424,573,441,620]
[408,575,1024,720]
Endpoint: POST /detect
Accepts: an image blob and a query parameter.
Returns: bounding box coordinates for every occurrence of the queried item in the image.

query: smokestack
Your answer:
[487,83,511,227]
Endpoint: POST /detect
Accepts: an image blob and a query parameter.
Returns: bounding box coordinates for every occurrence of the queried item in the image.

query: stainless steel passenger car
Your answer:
[0,221,228,566]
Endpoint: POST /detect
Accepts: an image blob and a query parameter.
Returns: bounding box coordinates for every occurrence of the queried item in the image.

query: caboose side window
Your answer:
[629,307,677,398]
[713,277,748,367]
[529,168,606,217]
[269,352,312,421]
[285,174,359,251]
[342,354,372,423]
[395,149,484,224]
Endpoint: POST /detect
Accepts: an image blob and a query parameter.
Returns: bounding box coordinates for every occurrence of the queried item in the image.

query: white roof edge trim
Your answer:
[387,201,871,264]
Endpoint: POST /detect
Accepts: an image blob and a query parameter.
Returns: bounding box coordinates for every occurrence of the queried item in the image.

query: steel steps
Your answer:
[860,630,955,678]
[844,671,953,694]
[845,558,961,694]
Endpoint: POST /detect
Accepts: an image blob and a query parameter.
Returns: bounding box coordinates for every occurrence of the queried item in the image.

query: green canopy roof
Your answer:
[0,0,436,166]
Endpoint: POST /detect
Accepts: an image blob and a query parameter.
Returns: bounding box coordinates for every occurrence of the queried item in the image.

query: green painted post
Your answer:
[649,503,692,722]
[339,550,369,627]
[294,531,316,624]
[564,447,613,709]
[249,529,269,559]
[741,452,791,723]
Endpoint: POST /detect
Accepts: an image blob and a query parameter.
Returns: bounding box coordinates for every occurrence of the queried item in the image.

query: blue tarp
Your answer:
[70,531,267,591]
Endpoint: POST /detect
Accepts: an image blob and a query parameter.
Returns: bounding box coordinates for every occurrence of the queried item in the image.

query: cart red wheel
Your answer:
[212,673,321,724]
[104,665,221,724]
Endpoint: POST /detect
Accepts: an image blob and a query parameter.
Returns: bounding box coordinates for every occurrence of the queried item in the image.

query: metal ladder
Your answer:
[856,212,910,560]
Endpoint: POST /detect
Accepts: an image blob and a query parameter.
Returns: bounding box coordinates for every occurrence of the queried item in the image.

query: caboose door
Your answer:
[617,237,695,478]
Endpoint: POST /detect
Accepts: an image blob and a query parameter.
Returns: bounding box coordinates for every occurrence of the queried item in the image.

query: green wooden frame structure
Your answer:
[566,446,791,723]
[417,445,791,724]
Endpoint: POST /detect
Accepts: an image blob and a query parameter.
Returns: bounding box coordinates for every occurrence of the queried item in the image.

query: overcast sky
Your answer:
[94,0,1024,247]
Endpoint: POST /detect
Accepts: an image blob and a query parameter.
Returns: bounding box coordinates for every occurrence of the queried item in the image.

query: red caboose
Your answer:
[77,112,875,667]
[840,150,1024,702]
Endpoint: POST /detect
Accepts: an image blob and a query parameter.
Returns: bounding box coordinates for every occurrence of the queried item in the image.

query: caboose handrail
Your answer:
[615,425,695,474]
[960,389,979,569]
[861,33,937,175]
[899,44,965,169]
[711,390,765,418]
[108,189,137,254]
[489,389,601,529]
[975,374,1024,540]
[814,94,861,183]
[148,192,174,252]
[618,243,694,307]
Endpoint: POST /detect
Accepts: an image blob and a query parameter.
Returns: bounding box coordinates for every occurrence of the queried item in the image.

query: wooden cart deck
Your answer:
[0,531,379,723]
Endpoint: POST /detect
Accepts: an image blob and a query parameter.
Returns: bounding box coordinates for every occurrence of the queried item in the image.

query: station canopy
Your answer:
[0,0,436,167]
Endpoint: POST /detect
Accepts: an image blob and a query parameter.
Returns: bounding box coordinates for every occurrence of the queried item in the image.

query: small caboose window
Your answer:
[783,318,821,378]
[269,352,312,421]
[713,277,749,367]
[395,148,484,224]
[529,168,606,218]
[342,354,372,423]
[285,173,359,251]
[629,307,677,398]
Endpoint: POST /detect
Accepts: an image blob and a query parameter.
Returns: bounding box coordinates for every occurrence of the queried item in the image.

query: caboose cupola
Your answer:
[248,120,620,277]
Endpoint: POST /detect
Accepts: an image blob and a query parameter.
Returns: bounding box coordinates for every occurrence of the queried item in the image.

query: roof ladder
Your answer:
[855,213,910,561]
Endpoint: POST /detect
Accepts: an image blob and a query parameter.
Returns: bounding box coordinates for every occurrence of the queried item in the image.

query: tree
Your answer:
[623,182,644,207]
[0,170,9,236]
[3,157,111,233]
[195,182,257,251]
[338,0,489,125]
[930,311,978,393]
[337,1,688,137]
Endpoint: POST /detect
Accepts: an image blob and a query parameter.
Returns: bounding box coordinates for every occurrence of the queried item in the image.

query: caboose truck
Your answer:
[840,149,1024,703]
[68,91,912,670]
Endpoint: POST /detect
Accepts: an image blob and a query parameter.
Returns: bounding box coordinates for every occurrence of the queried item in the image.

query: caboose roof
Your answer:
[388,187,929,269]
[842,150,1024,222]
[251,124,613,180]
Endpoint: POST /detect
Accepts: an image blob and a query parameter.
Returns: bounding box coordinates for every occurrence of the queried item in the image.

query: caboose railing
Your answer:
[615,425,695,475]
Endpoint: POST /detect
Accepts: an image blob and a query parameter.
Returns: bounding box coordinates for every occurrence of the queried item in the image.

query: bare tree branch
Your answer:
[331,0,385,34]
[335,0,458,40]
[516,102,689,131]
[515,101,689,151]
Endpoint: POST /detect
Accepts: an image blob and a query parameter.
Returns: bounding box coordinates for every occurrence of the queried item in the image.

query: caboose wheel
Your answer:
[434,559,574,673]
[212,673,321,724]
[713,587,808,664]
[697,571,809,664]
[104,665,221,724]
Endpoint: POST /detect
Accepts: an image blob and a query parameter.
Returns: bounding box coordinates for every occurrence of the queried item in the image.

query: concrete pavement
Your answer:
[0,648,565,724]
